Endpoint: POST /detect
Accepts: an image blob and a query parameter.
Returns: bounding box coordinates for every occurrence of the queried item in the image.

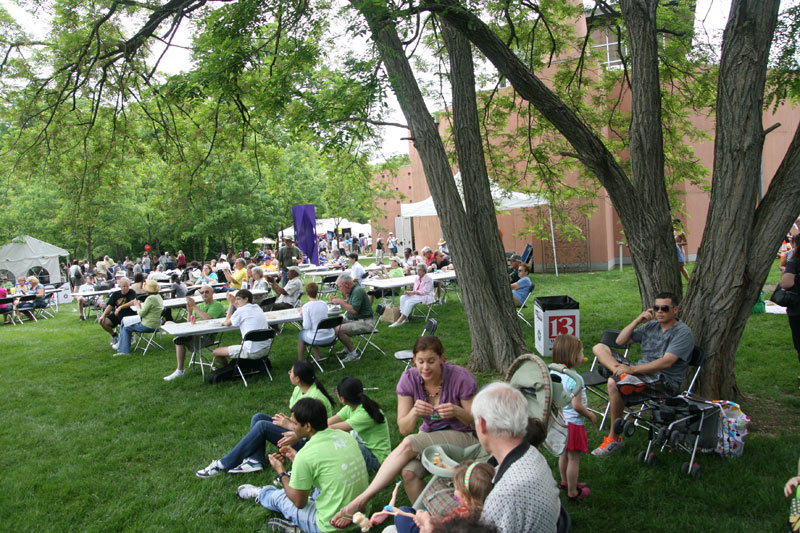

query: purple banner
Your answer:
[292,204,319,265]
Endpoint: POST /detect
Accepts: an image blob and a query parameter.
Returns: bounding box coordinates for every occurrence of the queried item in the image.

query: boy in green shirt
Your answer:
[236,398,368,533]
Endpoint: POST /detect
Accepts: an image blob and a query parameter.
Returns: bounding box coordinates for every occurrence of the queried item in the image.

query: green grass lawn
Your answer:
[1,262,797,532]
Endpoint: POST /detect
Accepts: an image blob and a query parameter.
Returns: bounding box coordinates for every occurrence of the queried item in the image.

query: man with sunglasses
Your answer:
[163,286,226,381]
[591,292,694,457]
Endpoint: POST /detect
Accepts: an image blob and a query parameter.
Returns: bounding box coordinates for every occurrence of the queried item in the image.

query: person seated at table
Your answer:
[331,273,374,363]
[197,360,335,477]
[0,284,14,324]
[113,280,164,356]
[325,249,347,268]
[1,275,13,290]
[367,256,405,304]
[15,276,30,293]
[194,263,218,285]
[511,263,534,307]
[428,250,454,272]
[222,258,248,290]
[390,264,434,328]
[331,335,478,528]
[212,289,272,367]
[298,282,335,362]
[249,267,269,291]
[163,286,227,381]
[130,272,146,294]
[98,277,138,346]
[402,248,416,274]
[347,253,366,282]
[17,276,48,321]
[76,275,101,321]
[421,247,435,267]
[269,266,303,310]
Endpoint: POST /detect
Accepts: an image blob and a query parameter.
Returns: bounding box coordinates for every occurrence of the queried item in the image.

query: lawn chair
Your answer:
[230,329,275,387]
[411,299,438,322]
[303,315,344,373]
[394,318,438,369]
[517,291,533,327]
[353,304,386,358]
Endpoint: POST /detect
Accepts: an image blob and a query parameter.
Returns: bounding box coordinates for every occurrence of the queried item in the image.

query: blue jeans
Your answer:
[117,322,154,353]
[220,413,305,469]
[394,506,419,533]
[359,441,381,472]
[257,486,321,533]
[280,270,289,286]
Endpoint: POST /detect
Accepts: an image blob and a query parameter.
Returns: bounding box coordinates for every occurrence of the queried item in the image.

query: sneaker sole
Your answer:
[618,383,645,395]
[229,467,263,474]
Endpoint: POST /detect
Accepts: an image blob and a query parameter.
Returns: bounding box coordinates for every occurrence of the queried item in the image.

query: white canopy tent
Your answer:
[400,175,560,275]
[279,218,372,239]
[0,235,69,284]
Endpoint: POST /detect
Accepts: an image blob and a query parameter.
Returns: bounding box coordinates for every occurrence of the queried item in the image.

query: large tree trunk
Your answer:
[428,0,800,397]
[353,1,528,372]
[681,0,800,399]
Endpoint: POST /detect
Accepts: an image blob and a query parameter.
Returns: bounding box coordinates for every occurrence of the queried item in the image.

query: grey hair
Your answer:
[421,246,433,254]
[252,267,263,277]
[337,273,354,284]
[235,258,246,266]
[118,278,131,286]
[471,382,528,439]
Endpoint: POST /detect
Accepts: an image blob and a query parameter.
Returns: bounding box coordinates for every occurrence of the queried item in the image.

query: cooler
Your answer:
[534,295,580,357]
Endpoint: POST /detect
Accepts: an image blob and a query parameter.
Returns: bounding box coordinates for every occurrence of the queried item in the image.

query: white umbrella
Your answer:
[253,237,276,245]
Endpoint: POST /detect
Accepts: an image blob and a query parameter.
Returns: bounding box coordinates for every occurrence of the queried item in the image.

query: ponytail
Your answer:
[337,377,385,425]
[292,360,336,408]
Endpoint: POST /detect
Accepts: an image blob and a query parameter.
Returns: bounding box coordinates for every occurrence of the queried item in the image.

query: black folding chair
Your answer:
[394,318,438,369]
[354,304,386,358]
[231,329,275,387]
[304,315,345,372]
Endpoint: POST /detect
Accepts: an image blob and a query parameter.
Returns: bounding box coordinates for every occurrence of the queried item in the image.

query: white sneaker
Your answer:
[196,459,225,478]
[229,458,264,474]
[341,351,361,363]
[111,343,119,351]
[236,484,263,501]
[110,336,118,346]
[163,369,185,381]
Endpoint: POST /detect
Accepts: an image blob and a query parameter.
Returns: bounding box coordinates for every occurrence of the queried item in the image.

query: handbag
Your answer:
[381,305,401,324]
[770,286,800,308]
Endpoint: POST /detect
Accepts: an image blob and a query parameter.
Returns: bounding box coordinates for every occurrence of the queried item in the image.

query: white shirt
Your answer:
[402,256,416,270]
[302,300,330,332]
[231,303,271,352]
[351,262,366,281]
[278,277,303,306]
[79,283,94,294]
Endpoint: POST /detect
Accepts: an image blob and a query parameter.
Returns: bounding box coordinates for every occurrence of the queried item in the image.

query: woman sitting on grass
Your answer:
[328,377,392,472]
[332,335,478,528]
[196,361,336,478]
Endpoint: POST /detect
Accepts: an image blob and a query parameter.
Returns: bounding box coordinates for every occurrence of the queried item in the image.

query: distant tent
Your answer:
[0,235,69,284]
[279,218,372,238]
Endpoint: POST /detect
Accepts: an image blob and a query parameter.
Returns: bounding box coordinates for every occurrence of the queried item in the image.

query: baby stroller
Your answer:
[636,392,729,479]
[411,354,582,518]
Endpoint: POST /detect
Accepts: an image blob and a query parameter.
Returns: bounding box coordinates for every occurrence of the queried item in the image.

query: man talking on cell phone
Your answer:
[590,292,694,457]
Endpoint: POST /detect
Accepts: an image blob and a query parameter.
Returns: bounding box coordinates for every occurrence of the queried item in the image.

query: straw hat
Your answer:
[437,238,447,246]
[143,280,160,294]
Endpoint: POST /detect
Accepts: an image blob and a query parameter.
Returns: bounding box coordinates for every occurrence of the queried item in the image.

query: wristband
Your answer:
[278,472,291,483]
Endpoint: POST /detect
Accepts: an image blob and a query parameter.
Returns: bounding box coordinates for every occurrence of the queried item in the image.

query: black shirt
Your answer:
[107,290,137,316]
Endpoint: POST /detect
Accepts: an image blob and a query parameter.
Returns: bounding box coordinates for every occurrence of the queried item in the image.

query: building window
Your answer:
[591,27,625,68]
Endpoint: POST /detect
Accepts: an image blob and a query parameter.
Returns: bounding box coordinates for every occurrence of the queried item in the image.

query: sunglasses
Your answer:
[652,305,672,312]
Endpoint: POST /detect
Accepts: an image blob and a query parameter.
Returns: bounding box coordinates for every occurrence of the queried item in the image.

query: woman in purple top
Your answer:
[332,335,478,528]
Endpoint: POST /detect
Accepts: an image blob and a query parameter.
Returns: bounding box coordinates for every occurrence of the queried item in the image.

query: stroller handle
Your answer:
[548,363,584,398]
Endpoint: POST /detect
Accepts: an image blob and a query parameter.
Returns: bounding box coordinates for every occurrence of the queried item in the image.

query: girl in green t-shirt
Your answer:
[328,377,392,472]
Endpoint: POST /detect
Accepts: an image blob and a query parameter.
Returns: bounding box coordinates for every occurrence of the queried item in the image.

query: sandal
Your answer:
[567,485,591,502]
[558,482,587,491]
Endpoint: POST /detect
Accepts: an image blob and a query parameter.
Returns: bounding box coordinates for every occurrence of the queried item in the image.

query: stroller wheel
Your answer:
[668,430,682,448]
[657,427,669,444]
[690,463,702,479]
[681,461,690,475]
[623,419,636,438]
[645,453,658,467]
[637,451,646,463]
[613,418,625,436]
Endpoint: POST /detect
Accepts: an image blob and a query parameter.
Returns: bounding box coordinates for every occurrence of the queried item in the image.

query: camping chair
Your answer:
[394,318,438,369]
[353,304,386,358]
[230,329,275,387]
[303,315,344,373]
[516,291,533,327]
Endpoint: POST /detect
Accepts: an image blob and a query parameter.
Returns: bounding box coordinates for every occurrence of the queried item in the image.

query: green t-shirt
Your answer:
[276,246,303,270]
[289,428,369,533]
[289,384,333,417]
[139,294,164,330]
[195,300,225,320]
[389,267,404,278]
[346,284,373,320]
[336,404,392,463]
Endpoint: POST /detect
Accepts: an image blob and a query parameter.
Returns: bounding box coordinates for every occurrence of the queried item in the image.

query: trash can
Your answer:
[534,296,580,357]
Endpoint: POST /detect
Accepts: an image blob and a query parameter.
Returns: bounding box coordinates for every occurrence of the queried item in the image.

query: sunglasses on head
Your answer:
[652,305,672,312]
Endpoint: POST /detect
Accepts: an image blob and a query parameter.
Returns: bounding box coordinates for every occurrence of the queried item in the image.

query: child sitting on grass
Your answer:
[552,334,597,502]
